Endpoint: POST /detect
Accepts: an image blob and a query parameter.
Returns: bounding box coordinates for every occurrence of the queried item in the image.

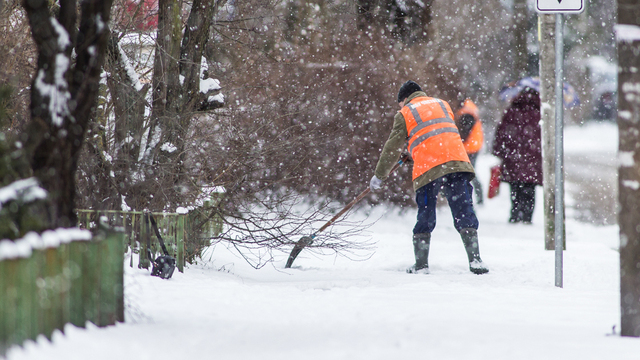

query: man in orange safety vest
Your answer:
[369,81,489,275]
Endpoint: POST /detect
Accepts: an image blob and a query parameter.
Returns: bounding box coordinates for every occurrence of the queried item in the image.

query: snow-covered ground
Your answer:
[7,122,640,360]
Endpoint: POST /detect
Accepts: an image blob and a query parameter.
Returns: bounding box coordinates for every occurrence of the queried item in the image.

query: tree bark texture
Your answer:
[94,0,223,211]
[539,14,556,250]
[99,37,150,210]
[22,0,113,227]
[618,0,640,338]
[512,0,528,79]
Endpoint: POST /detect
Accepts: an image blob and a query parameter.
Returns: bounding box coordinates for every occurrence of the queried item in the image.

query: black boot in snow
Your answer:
[460,228,489,275]
[407,233,430,274]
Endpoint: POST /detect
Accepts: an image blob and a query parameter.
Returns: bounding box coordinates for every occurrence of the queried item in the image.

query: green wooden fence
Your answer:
[1,209,221,355]
[76,210,193,272]
[76,209,222,272]
[0,229,124,355]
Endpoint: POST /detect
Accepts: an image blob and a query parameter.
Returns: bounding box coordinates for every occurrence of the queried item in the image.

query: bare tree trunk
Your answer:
[618,0,640,338]
[180,0,218,109]
[106,37,148,155]
[22,0,113,228]
[513,0,528,78]
[102,37,150,210]
[93,0,224,211]
[147,0,182,162]
[539,14,557,251]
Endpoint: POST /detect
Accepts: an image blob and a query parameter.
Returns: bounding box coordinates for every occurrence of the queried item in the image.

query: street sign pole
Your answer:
[554,13,564,288]
[536,0,584,288]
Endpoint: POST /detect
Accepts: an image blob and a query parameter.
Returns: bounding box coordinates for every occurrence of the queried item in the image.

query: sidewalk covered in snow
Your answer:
[6,123,638,360]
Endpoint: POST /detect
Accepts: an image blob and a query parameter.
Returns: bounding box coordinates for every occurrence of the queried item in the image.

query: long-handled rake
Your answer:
[285,155,410,268]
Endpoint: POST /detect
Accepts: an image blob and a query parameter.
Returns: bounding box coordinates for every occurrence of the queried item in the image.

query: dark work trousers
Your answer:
[509,182,536,223]
[468,153,484,204]
[413,172,479,234]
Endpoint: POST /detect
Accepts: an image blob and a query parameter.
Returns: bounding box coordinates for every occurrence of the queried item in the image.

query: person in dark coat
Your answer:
[492,87,542,224]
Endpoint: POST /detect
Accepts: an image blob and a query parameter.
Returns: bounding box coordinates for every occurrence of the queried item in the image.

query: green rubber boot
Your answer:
[460,228,489,275]
[407,233,430,274]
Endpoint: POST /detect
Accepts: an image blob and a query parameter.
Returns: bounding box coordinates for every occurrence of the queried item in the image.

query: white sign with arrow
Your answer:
[536,0,584,14]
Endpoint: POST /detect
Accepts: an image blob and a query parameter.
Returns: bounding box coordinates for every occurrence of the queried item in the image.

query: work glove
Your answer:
[370,175,383,191]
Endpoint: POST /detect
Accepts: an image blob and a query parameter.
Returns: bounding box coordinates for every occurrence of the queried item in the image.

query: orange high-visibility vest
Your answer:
[401,96,471,180]
[455,99,484,155]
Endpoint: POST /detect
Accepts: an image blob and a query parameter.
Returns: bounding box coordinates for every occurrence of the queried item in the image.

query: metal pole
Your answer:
[554,13,564,288]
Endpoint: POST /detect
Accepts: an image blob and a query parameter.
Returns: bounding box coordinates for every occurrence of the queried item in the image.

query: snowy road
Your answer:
[564,123,618,225]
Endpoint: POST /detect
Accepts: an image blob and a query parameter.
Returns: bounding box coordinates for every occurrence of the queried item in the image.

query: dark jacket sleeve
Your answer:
[457,114,476,142]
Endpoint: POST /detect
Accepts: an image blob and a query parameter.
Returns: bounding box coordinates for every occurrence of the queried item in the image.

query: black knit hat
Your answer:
[397,80,422,103]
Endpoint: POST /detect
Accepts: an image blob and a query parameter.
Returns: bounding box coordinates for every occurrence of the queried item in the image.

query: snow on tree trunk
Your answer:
[21,0,113,228]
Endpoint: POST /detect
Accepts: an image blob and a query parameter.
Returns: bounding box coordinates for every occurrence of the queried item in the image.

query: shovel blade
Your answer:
[285,236,314,268]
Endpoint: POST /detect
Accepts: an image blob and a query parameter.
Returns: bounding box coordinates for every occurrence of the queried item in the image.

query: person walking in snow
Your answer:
[492,87,542,224]
[370,80,489,275]
[455,98,485,205]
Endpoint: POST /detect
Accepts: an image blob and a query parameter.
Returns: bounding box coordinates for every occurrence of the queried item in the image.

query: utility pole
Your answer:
[538,14,558,251]
[617,0,640,338]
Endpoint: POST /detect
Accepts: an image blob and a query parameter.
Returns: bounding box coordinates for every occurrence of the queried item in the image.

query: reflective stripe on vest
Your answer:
[407,99,457,138]
[409,127,461,154]
[401,96,470,180]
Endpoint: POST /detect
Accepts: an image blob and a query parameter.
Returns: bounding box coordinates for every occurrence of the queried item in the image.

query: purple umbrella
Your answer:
[499,76,580,108]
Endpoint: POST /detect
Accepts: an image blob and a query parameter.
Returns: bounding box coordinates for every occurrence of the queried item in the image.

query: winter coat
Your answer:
[455,99,484,155]
[492,88,543,185]
[374,91,474,191]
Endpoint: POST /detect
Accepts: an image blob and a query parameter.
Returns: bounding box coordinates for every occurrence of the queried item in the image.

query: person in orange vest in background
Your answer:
[455,98,485,205]
[369,80,489,275]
